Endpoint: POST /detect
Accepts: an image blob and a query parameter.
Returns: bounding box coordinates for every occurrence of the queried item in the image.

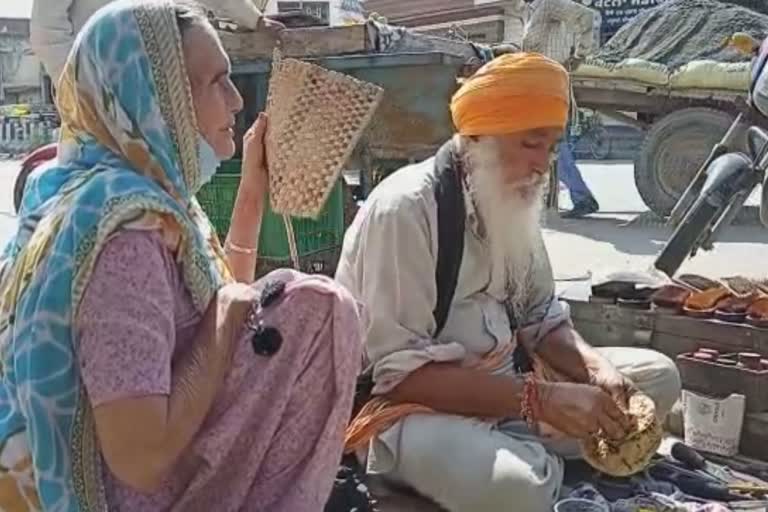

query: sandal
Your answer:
[683,286,732,318]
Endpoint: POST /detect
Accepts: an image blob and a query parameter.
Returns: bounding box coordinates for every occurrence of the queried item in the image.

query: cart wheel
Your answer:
[635,108,736,217]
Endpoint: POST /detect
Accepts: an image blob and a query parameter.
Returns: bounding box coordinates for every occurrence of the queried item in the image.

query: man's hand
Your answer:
[537,381,632,441]
[589,367,638,410]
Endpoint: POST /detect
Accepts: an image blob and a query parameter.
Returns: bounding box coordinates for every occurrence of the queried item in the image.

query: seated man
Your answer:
[335,53,681,512]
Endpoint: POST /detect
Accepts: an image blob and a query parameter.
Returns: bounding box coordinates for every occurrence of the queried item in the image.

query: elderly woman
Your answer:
[0,1,363,511]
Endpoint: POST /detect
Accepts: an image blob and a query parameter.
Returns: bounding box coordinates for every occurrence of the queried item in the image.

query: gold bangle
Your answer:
[225,238,258,255]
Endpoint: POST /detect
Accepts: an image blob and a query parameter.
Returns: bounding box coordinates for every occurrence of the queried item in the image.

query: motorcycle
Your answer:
[654,35,768,277]
[13,142,58,214]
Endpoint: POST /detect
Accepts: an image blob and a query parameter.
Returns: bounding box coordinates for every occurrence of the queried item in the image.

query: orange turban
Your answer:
[450,53,570,136]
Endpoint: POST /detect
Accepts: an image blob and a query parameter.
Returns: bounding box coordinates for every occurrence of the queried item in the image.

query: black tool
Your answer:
[670,442,730,483]
[671,442,707,470]
[649,461,742,501]
[706,452,768,482]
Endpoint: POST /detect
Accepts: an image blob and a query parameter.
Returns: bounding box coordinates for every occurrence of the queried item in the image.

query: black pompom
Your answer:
[251,326,283,357]
[260,280,286,309]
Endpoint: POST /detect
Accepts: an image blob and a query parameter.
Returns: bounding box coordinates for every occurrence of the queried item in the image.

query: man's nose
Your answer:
[530,150,551,173]
[229,84,244,114]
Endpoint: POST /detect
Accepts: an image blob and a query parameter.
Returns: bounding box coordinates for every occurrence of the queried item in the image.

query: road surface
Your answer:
[549,161,768,298]
[0,160,20,245]
[2,159,768,292]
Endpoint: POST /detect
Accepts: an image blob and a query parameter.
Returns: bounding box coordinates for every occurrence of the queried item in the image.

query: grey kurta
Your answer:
[336,148,681,512]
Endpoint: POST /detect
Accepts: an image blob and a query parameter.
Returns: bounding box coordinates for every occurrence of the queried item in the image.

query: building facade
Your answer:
[262,0,366,26]
[364,0,510,43]
[0,17,43,105]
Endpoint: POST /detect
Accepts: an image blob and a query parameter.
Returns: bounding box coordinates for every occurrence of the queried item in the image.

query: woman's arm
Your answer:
[92,302,232,492]
[77,231,257,493]
[225,114,269,283]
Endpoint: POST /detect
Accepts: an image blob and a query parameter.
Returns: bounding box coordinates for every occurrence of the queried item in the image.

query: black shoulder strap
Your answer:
[432,141,466,338]
[350,142,466,415]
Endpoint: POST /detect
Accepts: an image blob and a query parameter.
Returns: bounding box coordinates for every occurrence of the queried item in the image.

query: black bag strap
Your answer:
[432,141,466,337]
[351,142,465,416]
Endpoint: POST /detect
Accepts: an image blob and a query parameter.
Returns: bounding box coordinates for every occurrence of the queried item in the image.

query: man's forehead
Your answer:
[524,127,563,138]
[489,128,563,143]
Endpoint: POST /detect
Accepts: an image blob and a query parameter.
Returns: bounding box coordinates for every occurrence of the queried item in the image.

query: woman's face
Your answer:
[183,23,244,159]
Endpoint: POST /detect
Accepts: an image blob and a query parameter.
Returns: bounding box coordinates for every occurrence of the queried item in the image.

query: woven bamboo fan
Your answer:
[265,49,384,219]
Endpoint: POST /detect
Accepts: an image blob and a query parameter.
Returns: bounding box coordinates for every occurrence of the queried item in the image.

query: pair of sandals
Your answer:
[652,275,768,327]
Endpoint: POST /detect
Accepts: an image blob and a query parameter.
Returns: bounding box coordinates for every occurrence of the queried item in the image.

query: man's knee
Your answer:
[394,415,562,512]
[648,352,682,417]
[624,349,681,418]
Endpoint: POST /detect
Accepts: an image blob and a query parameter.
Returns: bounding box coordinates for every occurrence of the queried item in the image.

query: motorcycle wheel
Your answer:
[13,165,34,214]
[654,200,721,277]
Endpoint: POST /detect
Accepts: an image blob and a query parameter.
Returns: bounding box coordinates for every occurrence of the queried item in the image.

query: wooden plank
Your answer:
[567,299,768,356]
[668,87,744,101]
[654,314,768,353]
[219,24,370,61]
[571,319,653,348]
[571,77,655,94]
[569,301,656,332]
[574,86,667,113]
[219,30,277,61]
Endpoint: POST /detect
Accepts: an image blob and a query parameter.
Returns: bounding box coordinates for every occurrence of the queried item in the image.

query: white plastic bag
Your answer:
[682,390,746,457]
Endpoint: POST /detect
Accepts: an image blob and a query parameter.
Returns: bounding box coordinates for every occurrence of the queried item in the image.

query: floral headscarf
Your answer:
[0,1,231,509]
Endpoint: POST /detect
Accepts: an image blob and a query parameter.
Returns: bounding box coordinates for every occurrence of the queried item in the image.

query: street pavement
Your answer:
[0,160,20,246]
[548,161,768,299]
[2,159,768,295]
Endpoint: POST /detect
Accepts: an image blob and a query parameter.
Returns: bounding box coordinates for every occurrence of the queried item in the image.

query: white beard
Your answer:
[461,136,546,321]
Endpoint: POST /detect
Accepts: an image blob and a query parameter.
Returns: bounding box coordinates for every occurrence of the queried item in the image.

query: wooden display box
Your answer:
[563,296,768,461]
[677,352,768,412]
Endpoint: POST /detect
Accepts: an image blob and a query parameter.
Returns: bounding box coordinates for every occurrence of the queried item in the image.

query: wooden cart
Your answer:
[572,75,754,218]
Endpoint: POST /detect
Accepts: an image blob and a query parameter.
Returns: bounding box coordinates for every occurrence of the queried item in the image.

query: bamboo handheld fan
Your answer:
[264,49,384,268]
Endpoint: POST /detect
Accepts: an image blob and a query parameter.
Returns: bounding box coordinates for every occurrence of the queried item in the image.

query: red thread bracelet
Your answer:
[521,373,540,431]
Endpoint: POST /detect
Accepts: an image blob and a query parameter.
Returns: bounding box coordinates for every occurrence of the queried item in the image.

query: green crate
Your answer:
[196,160,344,260]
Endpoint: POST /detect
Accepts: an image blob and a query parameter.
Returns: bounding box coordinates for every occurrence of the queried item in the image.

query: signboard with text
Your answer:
[577,0,666,41]
[277,1,331,24]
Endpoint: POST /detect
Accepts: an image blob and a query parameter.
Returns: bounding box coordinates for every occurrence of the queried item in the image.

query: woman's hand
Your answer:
[214,282,260,360]
[92,282,260,493]
[226,114,269,282]
[239,113,269,202]
[536,381,632,441]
